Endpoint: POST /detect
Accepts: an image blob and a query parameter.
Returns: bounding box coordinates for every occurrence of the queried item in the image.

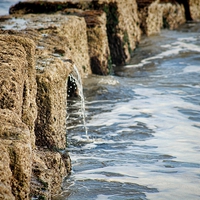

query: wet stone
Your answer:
[9,0,141,66]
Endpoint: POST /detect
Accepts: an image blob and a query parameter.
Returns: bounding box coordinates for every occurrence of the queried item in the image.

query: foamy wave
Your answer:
[125,38,200,69]
[183,65,200,73]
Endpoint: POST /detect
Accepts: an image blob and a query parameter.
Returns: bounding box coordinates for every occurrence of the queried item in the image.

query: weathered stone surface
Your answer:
[0,36,26,116]
[137,0,186,35]
[0,35,35,199]
[113,0,141,63]
[9,0,141,66]
[138,0,163,35]
[31,150,71,199]
[189,0,200,20]
[1,0,200,199]
[72,10,111,75]
[35,57,71,149]
[88,0,141,65]
[54,15,91,77]
[159,2,186,30]
[0,109,32,200]
[0,14,88,148]
[0,20,74,150]
[0,144,15,200]
[9,0,80,15]
[0,13,91,78]
[0,34,37,148]
[0,31,72,198]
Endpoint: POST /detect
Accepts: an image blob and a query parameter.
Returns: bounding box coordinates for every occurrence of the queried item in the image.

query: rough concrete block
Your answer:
[0,109,32,200]
[35,57,71,149]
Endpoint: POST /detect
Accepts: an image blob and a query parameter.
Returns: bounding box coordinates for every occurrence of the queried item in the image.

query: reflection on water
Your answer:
[53,22,200,200]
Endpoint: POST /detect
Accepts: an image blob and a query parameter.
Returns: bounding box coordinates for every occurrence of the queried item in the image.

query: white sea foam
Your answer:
[183,65,200,73]
[175,41,200,52]
[86,87,200,163]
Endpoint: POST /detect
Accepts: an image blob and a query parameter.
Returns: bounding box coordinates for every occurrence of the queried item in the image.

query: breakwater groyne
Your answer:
[0,0,199,199]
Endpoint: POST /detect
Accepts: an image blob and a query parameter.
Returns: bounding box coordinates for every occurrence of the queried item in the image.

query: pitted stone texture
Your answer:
[189,0,200,20]
[138,0,163,35]
[31,150,71,199]
[116,0,141,50]
[0,32,72,198]
[9,0,141,66]
[0,14,91,78]
[56,8,111,75]
[0,34,37,148]
[160,2,185,30]
[80,10,111,75]
[97,0,141,65]
[0,109,32,200]
[0,29,73,149]
[137,0,186,35]
[54,15,91,78]
[0,145,15,200]
[0,38,26,116]
[35,56,71,149]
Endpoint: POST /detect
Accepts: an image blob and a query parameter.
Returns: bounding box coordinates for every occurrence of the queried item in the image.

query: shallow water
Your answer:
[54,22,200,200]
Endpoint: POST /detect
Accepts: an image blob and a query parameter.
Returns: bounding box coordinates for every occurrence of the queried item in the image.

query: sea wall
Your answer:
[0,0,199,199]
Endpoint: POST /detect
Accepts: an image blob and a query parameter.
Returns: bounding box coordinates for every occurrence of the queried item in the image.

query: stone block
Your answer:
[0,37,26,116]
[0,13,91,78]
[31,149,71,199]
[159,2,186,30]
[35,56,71,149]
[0,109,32,200]
[66,9,111,75]
[137,0,186,35]
[137,0,163,35]
[0,34,37,148]
[9,0,141,66]
[0,14,88,147]
[0,145,15,200]
[0,31,72,197]
[91,0,141,65]
[189,0,200,20]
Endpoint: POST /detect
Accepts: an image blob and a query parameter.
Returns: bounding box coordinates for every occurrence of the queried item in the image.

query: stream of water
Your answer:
[55,22,200,200]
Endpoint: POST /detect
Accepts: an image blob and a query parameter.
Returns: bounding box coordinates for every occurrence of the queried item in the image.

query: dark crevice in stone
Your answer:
[176,0,192,21]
